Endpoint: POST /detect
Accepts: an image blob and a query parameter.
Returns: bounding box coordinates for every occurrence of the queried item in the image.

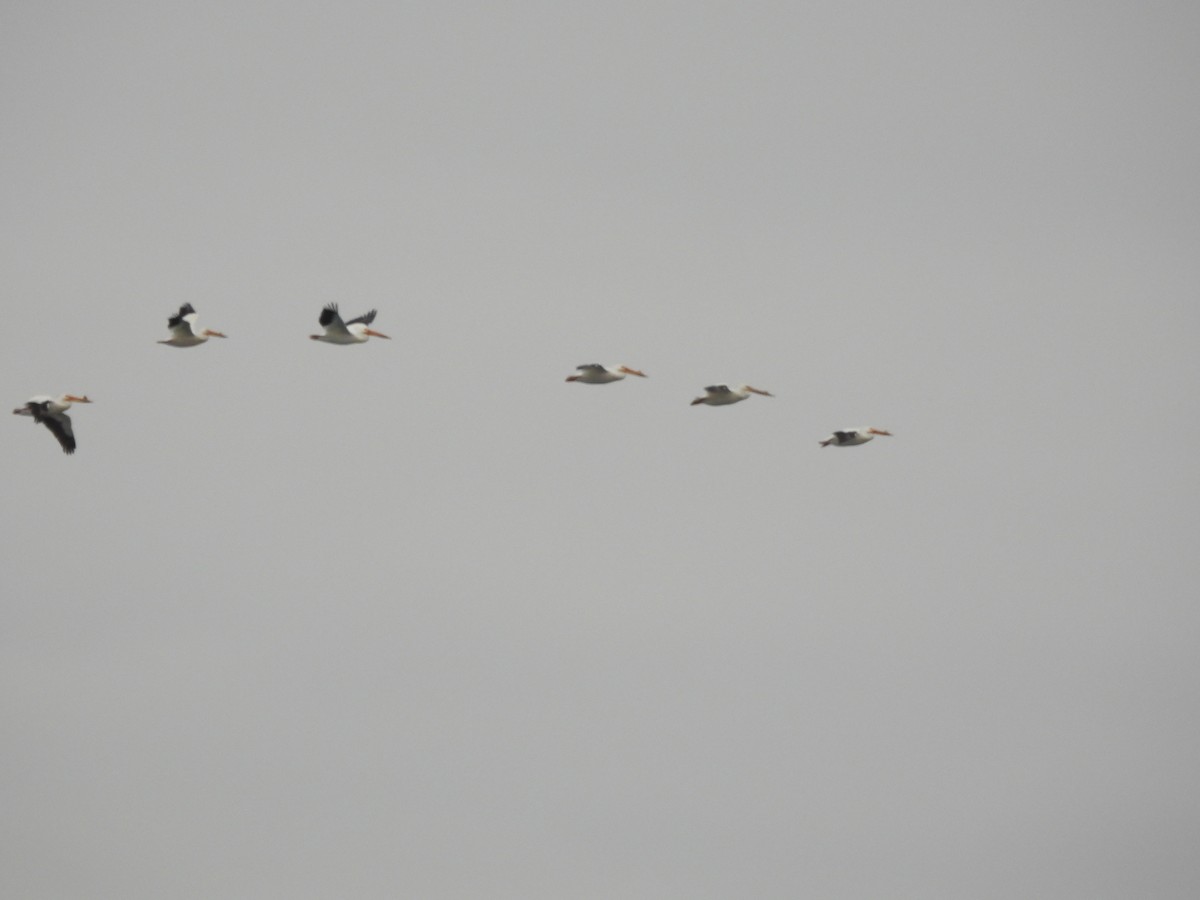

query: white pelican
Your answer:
[310,303,391,344]
[158,303,227,347]
[565,363,647,384]
[13,394,92,454]
[690,384,773,406]
[820,427,892,447]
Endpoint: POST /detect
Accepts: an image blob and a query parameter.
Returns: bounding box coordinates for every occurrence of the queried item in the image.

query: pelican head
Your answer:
[63,395,92,404]
[362,328,391,339]
[616,366,646,377]
[866,427,892,437]
[743,385,773,397]
[202,329,227,338]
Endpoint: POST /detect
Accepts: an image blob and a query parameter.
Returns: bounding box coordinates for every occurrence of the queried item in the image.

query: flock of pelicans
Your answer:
[13,303,894,455]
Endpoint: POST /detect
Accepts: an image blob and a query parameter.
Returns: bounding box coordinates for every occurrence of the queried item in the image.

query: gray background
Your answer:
[4,2,1199,897]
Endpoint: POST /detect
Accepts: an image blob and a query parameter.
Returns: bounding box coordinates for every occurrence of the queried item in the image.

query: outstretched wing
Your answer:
[318,303,350,336]
[15,400,77,453]
[704,384,732,394]
[167,303,198,336]
[345,309,378,326]
[30,405,76,454]
[576,364,607,373]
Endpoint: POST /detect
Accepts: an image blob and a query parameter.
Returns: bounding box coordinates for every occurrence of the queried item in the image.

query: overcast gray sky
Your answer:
[3,2,1199,897]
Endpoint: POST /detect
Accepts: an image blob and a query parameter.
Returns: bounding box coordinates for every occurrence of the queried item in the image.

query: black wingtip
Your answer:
[346,309,378,326]
[168,303,195,327]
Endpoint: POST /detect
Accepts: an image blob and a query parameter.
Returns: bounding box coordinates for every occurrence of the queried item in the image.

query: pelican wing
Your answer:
[318,303,351,337]
[576,364,607,373]
[43,413,76,454]
[26,403,76,454]
[345,309,378,326]
[167,303,199,337]
[704,384,733,394]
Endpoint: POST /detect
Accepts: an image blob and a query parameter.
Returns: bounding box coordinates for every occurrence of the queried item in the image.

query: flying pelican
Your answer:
[310,303,391,344]
[158,303,227,347]
[690,384,773,406]
[820,427,893,447]
[13,394,92,454]
[565,364,647,384]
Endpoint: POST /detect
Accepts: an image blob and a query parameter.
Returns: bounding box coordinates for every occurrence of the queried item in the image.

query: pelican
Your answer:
[565,364,647,384]
[310,303,390,344]
[13,394,92,454]
[820,427,893,447]
[158,303,227,347]
[690,384,773,406]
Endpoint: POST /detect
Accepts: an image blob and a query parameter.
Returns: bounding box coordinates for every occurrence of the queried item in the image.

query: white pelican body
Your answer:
[310,304,390,344]
[820,427,892,447]
[13,394,92,454]
[158,303,226,347]
[691,384,773,406]
[565,363,647,384]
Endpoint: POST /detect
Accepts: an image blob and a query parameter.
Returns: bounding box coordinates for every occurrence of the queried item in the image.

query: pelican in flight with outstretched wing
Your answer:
[690,384,773,406]
[820,427,893,447]
[565,363,647,384]
[310,303,391,344]
[13,394,93,454]
[158,303,227,347]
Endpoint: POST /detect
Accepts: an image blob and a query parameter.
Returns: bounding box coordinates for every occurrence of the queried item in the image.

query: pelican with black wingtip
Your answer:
[565,363,647,384]
[158,303,227,347]
[310,303,391,344]
[820,427,892,447]
[13,394,93,455]
[690,384,773,406]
